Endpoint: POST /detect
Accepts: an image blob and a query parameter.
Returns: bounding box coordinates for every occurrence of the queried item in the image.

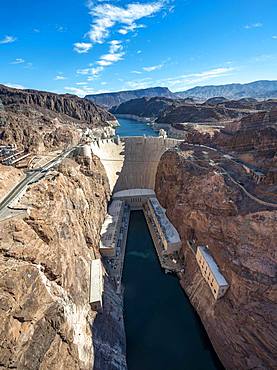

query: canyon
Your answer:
[0,83,276,370]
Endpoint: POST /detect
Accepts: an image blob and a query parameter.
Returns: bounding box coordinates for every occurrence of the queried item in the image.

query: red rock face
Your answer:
[155,149,277,370]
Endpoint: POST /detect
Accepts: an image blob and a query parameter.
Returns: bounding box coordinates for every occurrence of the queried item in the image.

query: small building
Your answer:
[89,259,103,311]
[196,246,229,300]
[100,200,125,256]
[145,197,181,254]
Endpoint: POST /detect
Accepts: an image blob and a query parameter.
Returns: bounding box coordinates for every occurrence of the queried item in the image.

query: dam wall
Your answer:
[90,136,180,192]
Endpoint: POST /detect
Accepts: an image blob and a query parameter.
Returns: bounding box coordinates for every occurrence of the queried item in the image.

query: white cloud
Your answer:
[74,1,164,81]
[118,28,128,35]
[54,75,67,80]
[56,25,67,32]
[125,67,235,91]
[244,22,263,29]
[143,63,164,72]
[87,1,164,43]
[11,58,25,64]
[272,35,277,39]
[99,52,124,63]
[137,50,142,54]
[0,35,17,44]
[74,42,92,54]
[158,67,235,89]
[118,23,145,35]
[77,40,125,79]
[76,68,91,75]
[4,83,25,89]
[76,82,88,86]
[131,70,142,74]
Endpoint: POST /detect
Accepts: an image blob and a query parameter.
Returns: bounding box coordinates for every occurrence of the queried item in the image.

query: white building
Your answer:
[145,197,181,254]
[100,200,125,256]
[196,246,229,300]
[89,259,103,311]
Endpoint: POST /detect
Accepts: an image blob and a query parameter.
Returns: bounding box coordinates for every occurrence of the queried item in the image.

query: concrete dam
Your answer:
[88,134,223,370]
[90,136,180,192]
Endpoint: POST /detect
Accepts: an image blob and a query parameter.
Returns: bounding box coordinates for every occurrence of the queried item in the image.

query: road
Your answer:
[185,143,277,208]
[0,146,76,219]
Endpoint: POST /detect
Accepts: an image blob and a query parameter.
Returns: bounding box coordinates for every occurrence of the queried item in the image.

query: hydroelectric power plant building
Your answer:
[144,197,181,255]
[196,246,229,300]
[100,200,125,257]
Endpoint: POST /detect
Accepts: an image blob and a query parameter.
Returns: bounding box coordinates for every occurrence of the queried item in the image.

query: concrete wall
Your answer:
[91,136,180,193]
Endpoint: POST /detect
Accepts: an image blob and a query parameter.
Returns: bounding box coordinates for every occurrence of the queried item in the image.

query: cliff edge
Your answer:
[155,148,276,369]
[0,156,127,369]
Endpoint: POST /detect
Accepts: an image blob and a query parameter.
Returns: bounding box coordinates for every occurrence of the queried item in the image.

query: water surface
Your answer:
[122,211,224,370]
[116,116,158,137]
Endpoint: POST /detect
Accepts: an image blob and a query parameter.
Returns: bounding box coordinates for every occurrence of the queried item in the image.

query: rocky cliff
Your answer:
[155,148,277,370]
[0,84,116,152]
[0,156,127,369]
[111,95,271,126]
[110,96,178,118]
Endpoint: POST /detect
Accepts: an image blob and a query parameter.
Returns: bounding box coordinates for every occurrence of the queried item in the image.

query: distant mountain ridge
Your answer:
[176,80,277,100]
[85,87,176,108]
[86,80,277,108]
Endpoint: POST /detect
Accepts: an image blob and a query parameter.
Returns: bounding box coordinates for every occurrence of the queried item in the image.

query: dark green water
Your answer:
[116,117,158,137]
[122,211,224,370]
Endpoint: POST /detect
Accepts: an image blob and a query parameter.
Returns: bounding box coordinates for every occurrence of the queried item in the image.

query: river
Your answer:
[117,116,223,370]
[115,116,158,137]
[122,212,223,370]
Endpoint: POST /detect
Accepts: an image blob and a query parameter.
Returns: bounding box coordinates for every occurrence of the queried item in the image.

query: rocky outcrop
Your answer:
[0,157,127,369]
[86,87,176,108]
[0,84,114,125]
[111,96,273,126]
[0,164,24,200]
[110,96,177,118]
[0,84,116,152]
[155,149,277,370]
[155,103,246,124]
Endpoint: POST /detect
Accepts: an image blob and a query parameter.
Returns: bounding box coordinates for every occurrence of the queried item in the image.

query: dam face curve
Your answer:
[90,136,180,193]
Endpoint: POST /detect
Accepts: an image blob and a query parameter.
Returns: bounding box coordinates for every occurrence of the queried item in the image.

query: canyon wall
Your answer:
[0,156,127,370]
[0,84,116,152]
[155,149,276,369]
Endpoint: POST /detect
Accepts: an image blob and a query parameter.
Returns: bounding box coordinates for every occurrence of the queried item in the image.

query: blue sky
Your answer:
[0,0,277,96]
